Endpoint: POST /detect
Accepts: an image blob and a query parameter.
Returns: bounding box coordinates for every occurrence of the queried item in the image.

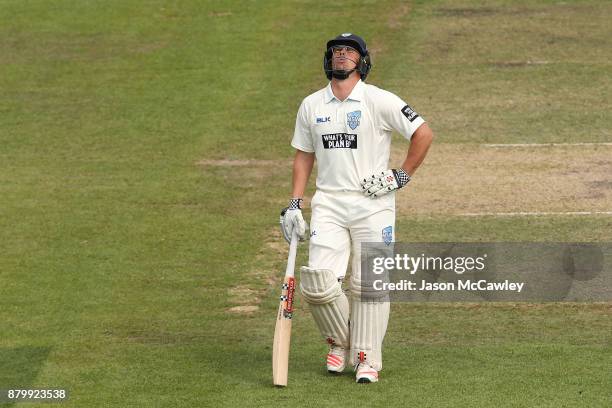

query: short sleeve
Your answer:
[378,92,425,141]
[291,100,314,152]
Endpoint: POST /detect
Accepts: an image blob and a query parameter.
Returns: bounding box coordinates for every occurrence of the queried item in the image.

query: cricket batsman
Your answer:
[280,33,434,383]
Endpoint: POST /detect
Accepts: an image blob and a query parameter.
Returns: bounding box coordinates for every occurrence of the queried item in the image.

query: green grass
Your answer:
[0,0,610,406]
[387,0,612,143]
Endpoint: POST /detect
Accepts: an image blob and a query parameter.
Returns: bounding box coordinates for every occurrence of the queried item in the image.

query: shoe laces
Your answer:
[355,362,373,372]
[328,345,346,357]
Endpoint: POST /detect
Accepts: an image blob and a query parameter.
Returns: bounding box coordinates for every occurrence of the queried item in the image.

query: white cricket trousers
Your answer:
[308,190,395,280]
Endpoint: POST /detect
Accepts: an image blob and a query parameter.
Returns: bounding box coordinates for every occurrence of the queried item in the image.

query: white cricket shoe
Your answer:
[326,345,347,373]
[355,363,379,383]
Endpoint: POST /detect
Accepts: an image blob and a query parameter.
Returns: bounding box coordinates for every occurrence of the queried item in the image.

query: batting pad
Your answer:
[348,276,390,371]
[300,267,350,349]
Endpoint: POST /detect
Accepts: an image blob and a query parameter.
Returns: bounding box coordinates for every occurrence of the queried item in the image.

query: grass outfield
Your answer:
[1,0,611,407]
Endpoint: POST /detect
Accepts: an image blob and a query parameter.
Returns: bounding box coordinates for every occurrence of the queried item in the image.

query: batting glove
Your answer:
[280,198,309,243]
[361,169,411,198]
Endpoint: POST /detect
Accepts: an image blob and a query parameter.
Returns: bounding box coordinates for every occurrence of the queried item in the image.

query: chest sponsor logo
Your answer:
[316,116,331,124]
[322,133,358,149]
[401,104,419,122]
[347,110,361,130]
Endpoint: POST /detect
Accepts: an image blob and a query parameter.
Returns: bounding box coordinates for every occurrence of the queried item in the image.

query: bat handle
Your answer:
[285,230,299,278]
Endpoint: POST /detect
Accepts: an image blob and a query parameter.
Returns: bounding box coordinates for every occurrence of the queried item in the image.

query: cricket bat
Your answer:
[272,230,299,387]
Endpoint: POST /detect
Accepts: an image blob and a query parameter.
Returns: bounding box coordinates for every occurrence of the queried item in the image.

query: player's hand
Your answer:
[280,198,309,243]
[361,169,411,198]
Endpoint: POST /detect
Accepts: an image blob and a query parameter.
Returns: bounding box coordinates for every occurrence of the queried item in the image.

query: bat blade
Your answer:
[272,276,295,386]
[272,231,298,387]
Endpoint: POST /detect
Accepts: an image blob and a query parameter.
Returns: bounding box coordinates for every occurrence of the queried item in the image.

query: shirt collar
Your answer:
[324,80,365,103]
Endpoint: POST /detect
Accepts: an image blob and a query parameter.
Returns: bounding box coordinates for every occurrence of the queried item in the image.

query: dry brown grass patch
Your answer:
[226,227,294,314]
[391,143,612,216]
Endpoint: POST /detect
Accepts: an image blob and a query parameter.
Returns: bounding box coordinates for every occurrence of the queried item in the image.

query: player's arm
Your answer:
[292,149,315,199]
[281,98,314,243]
[280,149,313,243]
[361,95,433,198]
[399,122,433,176]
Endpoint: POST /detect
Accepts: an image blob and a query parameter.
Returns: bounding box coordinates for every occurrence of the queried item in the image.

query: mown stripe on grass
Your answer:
[459,211,612,217]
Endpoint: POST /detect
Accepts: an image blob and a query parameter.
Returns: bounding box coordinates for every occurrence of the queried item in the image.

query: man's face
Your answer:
[331,45,360,71]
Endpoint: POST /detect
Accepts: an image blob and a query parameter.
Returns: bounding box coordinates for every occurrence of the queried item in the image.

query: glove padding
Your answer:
[361,168,411,198]
[280,199,308,243]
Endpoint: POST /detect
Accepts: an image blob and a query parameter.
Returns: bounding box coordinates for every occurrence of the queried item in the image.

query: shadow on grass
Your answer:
[206,340,337,391]
[0,346,51,407]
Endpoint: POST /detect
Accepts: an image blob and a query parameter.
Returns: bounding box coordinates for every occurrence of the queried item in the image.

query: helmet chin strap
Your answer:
[331,68,356,80]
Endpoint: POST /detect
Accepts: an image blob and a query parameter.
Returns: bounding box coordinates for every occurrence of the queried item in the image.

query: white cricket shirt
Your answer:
[291,80,425,192]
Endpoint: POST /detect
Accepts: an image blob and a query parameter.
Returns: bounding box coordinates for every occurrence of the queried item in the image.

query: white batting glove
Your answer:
[361,169,411,198]
[280,198,309,243]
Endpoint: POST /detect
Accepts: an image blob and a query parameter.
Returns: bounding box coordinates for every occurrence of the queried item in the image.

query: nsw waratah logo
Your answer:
[382,226,393,246]
[347,110,361,130]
